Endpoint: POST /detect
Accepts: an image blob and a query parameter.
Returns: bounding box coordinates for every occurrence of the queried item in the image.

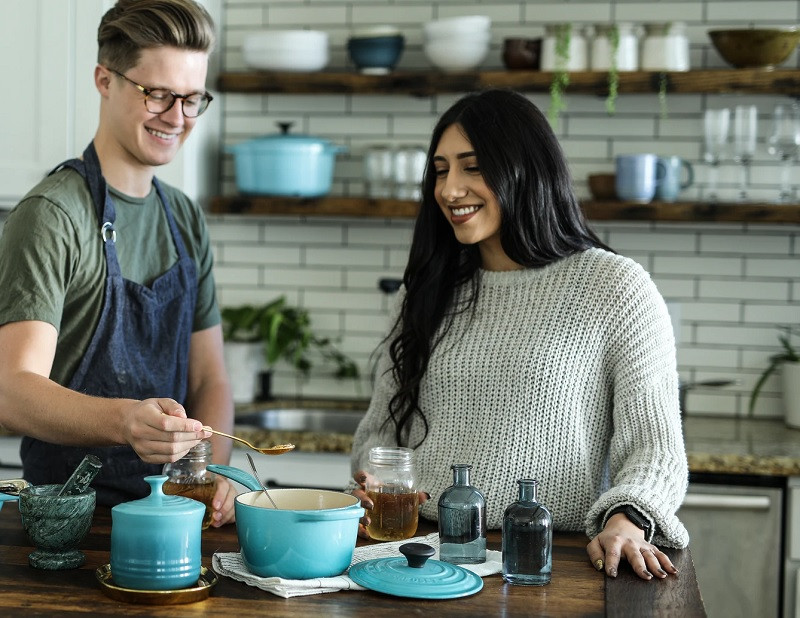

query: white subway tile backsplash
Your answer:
[655,255,743,277]
[213,0,800,404]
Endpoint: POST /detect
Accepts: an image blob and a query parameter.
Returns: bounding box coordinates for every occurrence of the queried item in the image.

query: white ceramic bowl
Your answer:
[424,38,490,72]
[423,15,491,41]
[243,30,329,72]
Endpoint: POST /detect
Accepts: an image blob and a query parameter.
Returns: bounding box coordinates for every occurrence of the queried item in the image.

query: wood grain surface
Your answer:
[0,502,704,616]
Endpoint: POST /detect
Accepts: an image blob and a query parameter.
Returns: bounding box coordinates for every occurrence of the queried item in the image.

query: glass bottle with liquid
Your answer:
[162,440,217,530]
[502,479,552,585]
[438,464,487,564]
[365,446,418,541]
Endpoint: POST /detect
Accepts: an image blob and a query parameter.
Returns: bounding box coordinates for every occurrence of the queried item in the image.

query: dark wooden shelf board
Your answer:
[217,69,800,97]
[210,196,800,224]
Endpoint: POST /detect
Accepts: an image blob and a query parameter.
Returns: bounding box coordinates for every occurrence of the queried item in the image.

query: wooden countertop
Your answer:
[0,503,704,617]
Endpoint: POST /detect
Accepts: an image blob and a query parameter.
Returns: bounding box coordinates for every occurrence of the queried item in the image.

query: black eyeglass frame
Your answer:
[108,67,213,118]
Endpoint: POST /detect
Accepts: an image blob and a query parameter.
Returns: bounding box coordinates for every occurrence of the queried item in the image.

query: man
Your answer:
[0,0,236,526]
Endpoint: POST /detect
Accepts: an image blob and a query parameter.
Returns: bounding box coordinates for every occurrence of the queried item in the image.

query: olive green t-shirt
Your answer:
[0,166,220,386]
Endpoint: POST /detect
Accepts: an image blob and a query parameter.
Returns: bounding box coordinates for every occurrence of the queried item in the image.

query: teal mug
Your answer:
[655,156,694,202]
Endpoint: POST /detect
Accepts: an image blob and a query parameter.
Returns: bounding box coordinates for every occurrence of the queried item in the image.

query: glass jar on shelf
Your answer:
[162,440,217,530]
[437,463,487,564]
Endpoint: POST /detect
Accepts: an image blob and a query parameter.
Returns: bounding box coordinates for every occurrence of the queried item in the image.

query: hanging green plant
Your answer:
[605,24,620,115]
[547,24,572,127]
[658,72,669,119]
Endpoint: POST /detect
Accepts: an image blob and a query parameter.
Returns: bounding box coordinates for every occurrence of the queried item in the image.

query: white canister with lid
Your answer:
[541,24,588,71]
[590,23,639,71]
[641,22,690,71]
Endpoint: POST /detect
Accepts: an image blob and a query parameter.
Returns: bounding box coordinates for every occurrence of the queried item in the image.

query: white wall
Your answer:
[211,0,800,417]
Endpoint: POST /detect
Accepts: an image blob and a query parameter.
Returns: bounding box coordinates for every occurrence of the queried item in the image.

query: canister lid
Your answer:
[348,543,483,599]
[111,475,204,518]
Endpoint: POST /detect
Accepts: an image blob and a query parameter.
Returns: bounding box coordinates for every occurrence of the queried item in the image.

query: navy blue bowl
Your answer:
[347,35,405,74]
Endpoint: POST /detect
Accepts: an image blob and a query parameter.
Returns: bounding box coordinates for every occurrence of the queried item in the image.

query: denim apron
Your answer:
[21,142,198,506]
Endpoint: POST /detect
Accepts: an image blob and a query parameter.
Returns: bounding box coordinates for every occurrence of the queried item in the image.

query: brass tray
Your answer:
[95,564,217,605]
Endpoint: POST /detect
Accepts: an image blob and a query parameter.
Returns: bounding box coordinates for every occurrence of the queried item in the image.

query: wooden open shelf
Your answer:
[209,195,800,224]
[217,68,800,97]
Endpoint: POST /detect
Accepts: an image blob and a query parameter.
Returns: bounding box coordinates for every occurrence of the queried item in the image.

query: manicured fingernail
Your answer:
[657,568,667,577]
[594,559,604,571]
[643,571,653,580]
[424,492,432,499]
[608,568,617,578]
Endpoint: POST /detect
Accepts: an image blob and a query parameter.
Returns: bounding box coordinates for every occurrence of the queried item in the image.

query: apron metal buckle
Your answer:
[100,221,116,244]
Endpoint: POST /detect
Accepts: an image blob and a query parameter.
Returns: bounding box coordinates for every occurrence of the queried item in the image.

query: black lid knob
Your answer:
[399,542,435,568]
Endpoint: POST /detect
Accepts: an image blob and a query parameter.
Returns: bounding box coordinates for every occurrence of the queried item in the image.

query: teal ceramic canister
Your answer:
[110,475,204,590]
[208,464,364,579]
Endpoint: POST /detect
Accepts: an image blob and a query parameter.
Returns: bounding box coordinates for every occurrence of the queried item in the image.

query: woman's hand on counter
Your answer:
[350,470,430,539]
[587,514,678,581]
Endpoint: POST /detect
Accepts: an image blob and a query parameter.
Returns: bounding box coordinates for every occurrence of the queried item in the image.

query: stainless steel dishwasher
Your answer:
[678,482,783,618]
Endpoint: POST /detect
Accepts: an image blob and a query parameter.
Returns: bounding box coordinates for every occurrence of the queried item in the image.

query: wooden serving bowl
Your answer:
[708,28,800,69]
[588,173,617,201]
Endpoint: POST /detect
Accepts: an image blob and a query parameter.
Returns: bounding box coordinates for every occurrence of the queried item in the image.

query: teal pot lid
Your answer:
[112,475,204,518]
[348,543,483,600]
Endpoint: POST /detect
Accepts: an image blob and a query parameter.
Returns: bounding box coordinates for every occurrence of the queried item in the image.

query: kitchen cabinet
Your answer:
[213,68,800,222]
[0,0,222,210]
[678,481,783,618]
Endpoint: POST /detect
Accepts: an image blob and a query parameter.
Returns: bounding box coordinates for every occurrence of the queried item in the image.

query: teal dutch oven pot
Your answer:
[208,464,364,579]
[110,475,204,590]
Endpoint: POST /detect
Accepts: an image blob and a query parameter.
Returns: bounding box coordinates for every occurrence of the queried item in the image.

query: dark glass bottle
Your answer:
[437,464,487,564]
[502,479,552,585]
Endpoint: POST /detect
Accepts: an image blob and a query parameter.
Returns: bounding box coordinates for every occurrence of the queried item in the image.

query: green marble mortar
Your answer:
[19,484,96,570]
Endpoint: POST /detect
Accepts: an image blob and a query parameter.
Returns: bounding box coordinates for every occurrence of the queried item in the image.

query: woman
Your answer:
[350,89,688,581]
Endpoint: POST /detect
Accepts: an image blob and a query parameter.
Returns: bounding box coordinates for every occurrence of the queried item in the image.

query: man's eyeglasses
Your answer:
[108,68,213,118]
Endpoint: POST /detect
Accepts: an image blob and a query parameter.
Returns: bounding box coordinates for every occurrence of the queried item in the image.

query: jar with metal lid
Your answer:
[641,22,690,71]
[590,23,639,71]
[365,446,418,541]
[541,23,588,72]
[162,440,217,530]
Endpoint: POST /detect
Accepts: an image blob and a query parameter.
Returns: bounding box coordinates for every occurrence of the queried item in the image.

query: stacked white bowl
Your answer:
[423,15,491,72]
[243,30,329,72]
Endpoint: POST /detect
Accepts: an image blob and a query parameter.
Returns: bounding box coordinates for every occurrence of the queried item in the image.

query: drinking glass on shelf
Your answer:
[767,102,800,203]
[703,108,730,202]
[733,105,757,202]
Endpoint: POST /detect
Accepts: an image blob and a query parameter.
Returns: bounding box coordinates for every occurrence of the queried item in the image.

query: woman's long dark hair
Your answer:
[385,88,611,447]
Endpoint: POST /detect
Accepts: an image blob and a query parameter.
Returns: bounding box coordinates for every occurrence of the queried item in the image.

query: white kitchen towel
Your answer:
[212,532,503,598]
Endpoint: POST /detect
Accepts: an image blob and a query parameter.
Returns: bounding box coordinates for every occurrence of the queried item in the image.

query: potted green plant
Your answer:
[221,297,359,402]
[748,325,800,427]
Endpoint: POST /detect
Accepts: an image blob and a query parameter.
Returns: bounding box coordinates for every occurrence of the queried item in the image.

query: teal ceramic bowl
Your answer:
[111,476,204,590]
[208,464,364,579]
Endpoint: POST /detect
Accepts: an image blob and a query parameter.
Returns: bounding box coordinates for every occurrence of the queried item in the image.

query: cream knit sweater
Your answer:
[351,248,689,548]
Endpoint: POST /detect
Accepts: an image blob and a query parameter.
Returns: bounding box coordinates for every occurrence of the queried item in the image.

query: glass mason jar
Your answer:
[365,446,418,541]
[162,440,217,530]
[502,479,553,586]
[437,464,487,564]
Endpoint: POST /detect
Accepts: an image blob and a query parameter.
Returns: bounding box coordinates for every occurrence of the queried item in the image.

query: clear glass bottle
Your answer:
[502,479,552,586]
[438,464,487,564]
[365,446,418,541]
[162,440,217,530]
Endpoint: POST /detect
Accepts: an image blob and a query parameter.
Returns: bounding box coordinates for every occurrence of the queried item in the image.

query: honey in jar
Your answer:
[162,440,217,529]
[365,446,418,541]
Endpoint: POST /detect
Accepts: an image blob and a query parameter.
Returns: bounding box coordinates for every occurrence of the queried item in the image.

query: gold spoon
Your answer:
[202,426,295,455]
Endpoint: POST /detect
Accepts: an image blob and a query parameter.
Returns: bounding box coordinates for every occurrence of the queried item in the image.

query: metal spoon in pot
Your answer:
[245,453,279,509]
[202,426,295,455]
